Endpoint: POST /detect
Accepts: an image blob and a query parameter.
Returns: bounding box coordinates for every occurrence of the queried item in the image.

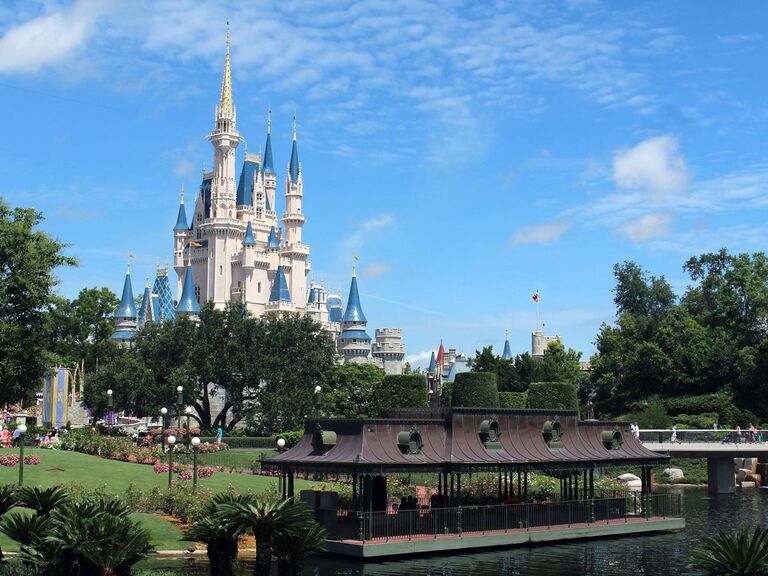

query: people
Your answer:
[735,425,742,444]
[670,425,678,443]
[216,426,223,444]
[11,427,21,447]
[0,426,8,448]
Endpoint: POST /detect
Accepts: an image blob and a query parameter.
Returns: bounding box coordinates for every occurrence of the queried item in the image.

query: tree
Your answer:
[83,354,156,419]
[469,346,521,392]
[322,363,383,418]
[613,261,675,322]
[372,374,428,412]
[536,341,581,383]
[0,201,76,405]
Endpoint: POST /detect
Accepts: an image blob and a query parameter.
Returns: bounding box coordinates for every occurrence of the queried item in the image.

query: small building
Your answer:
[266,407,683,557]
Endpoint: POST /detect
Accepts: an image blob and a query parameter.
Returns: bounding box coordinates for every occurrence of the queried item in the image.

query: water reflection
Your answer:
[143,488,767,575]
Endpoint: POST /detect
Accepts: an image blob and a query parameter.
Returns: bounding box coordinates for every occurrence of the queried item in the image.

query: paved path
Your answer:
[642,442,768,458]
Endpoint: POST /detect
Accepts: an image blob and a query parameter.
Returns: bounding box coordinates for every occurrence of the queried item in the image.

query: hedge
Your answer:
[526,381,578,410]
[499,391,528,409]
[452,372,499,407]
[663,392,742,425]
[374,374,428,410]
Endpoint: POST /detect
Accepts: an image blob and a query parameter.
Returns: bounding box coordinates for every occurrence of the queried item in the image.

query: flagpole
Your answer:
[535,290,541,332]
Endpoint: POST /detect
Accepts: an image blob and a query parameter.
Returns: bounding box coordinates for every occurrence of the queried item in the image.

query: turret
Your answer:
[265,265,295,315]
[338,268,371,362]
[112,264,138,345]
[282,115,305,246]
[502,329,513,360]
[263,108,276,213]
[176,264,200,319]
[173,185,192,292]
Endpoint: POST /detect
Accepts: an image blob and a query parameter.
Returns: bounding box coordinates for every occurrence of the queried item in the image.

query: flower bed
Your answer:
[0,455,41,467]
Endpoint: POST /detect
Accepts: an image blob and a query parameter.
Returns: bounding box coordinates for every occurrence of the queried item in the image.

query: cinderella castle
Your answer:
[111,28,405,375]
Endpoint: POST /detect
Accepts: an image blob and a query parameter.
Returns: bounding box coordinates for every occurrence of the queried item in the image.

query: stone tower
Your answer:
[372,328,405,375]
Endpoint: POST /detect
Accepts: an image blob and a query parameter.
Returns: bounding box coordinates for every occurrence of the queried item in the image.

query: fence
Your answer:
[639,429,768,444]
[323,493,682,542]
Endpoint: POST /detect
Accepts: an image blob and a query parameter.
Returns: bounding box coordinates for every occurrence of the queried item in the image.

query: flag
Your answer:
[128,251,136,259]
[190,242,203,247]
[353,255,360,262]
[532,292,539,303]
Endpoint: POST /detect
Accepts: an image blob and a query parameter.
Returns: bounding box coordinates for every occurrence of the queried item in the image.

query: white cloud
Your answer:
[618,212,674,241]
[361,262,391,279]
[0,0,104,74]
[510,221,571,246]
[613,135,690,195]
[358,214,393,231]
[405,349,434,367]
[173,158,195,178]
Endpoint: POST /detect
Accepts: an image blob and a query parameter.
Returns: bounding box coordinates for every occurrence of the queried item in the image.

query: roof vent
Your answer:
[310,424,337,455]
[397,426,423,455]
[601,429,623,450]
[542,419,564,449]
[480,416,502,450]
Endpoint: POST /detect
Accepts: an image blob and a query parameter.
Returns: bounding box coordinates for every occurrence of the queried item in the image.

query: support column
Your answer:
[352,473,358,509]
[708,457,736,494]
[288,471,294,499]
[457,473,462,507]
[524,471,528,502]
[450,474,455,507]
[498,470,503,502]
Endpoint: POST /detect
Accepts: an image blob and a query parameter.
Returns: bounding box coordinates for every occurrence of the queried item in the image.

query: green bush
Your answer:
[663,392,740,426]
[273,430,304,449]
[440,381,453,407]
[671,412,719,429]
[526,381,577,410]
[498,391,528,409]
[373,375,428,411]
[452,373,499,407]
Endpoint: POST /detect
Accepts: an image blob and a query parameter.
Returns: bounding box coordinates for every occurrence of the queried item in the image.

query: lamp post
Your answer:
[277,437,286,453]
[191,436,200,490]
[184,406,193,444]
[313,385,322,419]
[160,407,168,438]
[176,386,183,428]
[17,424,27,486]
[106,389,113,436]
[167,435,176,488]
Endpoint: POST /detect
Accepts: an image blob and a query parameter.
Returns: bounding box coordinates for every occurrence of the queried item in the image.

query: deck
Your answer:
[326,516,685,557]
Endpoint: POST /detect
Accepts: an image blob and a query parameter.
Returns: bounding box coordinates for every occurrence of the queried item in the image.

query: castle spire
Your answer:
[263,107,275,174]
[116,265,137,319]
[289,113,299,183]
[176,264,200,316]
[173,184,189,231]
[219,22,233,115]
[502,329,513,360]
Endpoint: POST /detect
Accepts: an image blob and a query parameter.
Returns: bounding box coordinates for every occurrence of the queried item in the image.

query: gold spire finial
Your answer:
[219,22,233,114]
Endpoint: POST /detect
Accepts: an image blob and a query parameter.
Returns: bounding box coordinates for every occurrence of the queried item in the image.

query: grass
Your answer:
[0,448,314,494]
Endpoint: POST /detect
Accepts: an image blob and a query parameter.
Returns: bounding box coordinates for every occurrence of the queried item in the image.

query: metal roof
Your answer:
[173,202,189,231]
[342,274,367,323]
[175,266,200,314]
[267,226,279,249]
[269,265,291,302]
[242,221,256,245]
[115,271,136,319]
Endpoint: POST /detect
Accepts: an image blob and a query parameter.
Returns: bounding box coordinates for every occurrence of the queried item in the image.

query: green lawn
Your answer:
[0,448,312,495]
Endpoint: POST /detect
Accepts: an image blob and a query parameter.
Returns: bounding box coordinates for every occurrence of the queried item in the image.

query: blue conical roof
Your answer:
[269,266,291,302]
[116,270,136,319]
[152,272,176,322]
[174,201,188,231]
[427,351,436,373]
[502,334,512,360]
[267,226,279,249]
[242,221,256,246]
[176,266,200,314]
[236,158,259,206]
[289,136,299,183]
[138,283,152,327]
[263,132,275,174]
[342,272,367,323]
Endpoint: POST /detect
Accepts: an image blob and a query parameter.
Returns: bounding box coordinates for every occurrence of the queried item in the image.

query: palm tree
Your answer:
[0,485,18,559]
[183,492,254,576]
[692,526,768,576]
[0,511,51,545]
[273,522,327,576]
[17,486,70,517]
[219,498,313,575]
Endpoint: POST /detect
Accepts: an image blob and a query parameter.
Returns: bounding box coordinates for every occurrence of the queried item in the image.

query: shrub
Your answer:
[692,526,768,576]
[273,430,304,449]
[452,373,499,407]
[373,375,428,411]
[440,381,453,407]
[663,392,740,426]
[499,391,528,409]
[526,381,578,410]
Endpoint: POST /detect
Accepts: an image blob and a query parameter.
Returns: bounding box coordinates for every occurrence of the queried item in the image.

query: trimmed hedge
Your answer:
[663,392,740,425]
[452,372,499,407]
[526,381,578,410]
[374,374,428,410]
[499,391,528,409]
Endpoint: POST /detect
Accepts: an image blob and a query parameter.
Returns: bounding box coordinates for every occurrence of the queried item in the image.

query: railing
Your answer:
[639,429,768,444]
[323,493,682,542]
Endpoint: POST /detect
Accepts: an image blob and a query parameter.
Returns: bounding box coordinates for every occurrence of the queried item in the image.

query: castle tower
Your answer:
[337,268,372,362]
[201,25,241,308]
[265,265,295,315]
[173,185,191,297]
[280,116,309,310]
[111,264,138,345]
[152,264,175,322]
[137,276,158,328]
[502,329,513,360]
[263,109,276,215]
[372,328,405,375]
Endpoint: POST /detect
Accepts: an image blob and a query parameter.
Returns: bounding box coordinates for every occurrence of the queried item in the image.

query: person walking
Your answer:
[671,425,678,444]
[735,425,742,444]
[216,426,223,444]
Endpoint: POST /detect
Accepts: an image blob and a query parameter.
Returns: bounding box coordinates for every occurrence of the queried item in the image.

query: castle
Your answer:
[111,28,405,374]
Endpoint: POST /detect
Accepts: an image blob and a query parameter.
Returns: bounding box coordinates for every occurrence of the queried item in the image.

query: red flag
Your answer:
[532,292,539,303]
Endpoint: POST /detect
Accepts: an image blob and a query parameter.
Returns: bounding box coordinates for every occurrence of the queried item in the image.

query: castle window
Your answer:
[196,230,201,240]
[257,282,261,293]
[197,213,202,223]
[219,265,223,276]
[194,285,200,303]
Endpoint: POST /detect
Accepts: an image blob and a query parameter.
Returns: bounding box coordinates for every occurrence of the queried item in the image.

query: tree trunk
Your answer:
[277,557,291,576]
[255,539,272,575]
[291,553,306,576]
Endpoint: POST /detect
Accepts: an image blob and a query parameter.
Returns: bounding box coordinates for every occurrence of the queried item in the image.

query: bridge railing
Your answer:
[638,429,768,444]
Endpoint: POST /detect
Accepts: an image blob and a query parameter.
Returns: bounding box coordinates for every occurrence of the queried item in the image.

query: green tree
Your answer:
[322,363,383,418]
[83,354,156,419]
[470,346,521,392]
[612,261,675,322]
[0,201,76,405]
[372,374,428,412]
[536,341,581,383]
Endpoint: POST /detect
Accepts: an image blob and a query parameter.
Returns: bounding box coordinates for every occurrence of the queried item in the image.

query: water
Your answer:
[145,488,768,575]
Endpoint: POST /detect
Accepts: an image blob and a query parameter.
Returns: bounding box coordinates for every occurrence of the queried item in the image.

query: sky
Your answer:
[1,1,767,368]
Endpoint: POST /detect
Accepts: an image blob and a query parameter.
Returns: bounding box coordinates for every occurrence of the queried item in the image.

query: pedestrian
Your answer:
[713,421,719,431]
[633,422,640,440]
[11,427,21,447]
[735,425,742,444]
[216,426,223,444]
[671,425,678,444]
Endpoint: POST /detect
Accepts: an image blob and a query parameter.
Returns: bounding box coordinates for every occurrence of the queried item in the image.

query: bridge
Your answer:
[638,429,768,494]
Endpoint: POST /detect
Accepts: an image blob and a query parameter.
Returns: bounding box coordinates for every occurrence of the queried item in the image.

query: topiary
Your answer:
[526,381,578,410]
[373,375,428,411]
[452,373,499,407]
[499,391,528,409]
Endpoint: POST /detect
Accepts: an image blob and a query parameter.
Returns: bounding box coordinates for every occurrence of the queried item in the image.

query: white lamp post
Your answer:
[17,424,27,486]
[167,434,177,488]
[191,436,201,489]
[176,386,184,427]
[314,385,322,418]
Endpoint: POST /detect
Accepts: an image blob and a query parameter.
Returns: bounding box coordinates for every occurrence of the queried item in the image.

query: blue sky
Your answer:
[1,1,767,367]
